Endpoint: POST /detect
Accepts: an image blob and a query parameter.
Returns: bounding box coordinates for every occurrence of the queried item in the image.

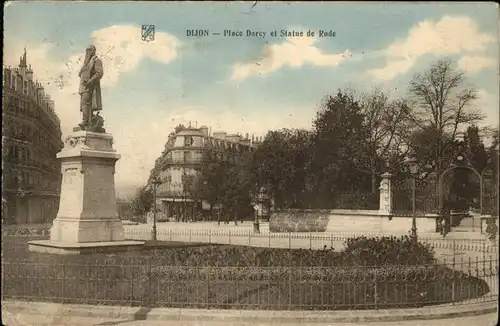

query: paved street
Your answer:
[2,311,497,326]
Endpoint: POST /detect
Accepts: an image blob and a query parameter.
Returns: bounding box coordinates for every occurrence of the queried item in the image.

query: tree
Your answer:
[407,59,484,175]
[175,124,186,133]
[181,173,197,221]
[250,128,314,209]
[465,124,489,172]
[311,90,372,207]
[130,186,154,221]
[347,88,411,193]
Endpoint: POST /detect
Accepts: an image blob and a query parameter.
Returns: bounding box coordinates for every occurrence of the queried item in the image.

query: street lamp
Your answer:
[253,203,260,233]
[404,154,419,241]
[151,177,162,241]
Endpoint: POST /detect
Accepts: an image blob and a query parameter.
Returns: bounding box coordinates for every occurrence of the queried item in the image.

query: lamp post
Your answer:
[151,177,162,241]
[405,154,419,241]
[253,204,260,233]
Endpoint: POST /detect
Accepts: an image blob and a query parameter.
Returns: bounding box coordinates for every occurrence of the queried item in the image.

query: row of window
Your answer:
[4,92,61,129]
[3,117,61,154]
[4,167,60,191]
[182,135,252,153]
[163,149,243,164]
[4,144,59,171]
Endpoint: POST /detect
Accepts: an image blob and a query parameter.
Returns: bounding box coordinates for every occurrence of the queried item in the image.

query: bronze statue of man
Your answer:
[78,45,103,129]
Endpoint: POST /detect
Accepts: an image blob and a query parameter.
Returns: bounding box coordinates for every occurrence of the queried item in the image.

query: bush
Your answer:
[342,235,435,266]
[486,219,498,241]
[1,236,492,310]
[2,226,50,236]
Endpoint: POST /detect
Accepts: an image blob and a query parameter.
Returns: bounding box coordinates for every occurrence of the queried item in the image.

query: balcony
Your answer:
[156,189,185,198]
[161,157,206,166]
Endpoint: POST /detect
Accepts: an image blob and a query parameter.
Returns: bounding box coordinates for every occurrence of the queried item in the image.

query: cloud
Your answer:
[369,16,495,80]
[231,33,351,81]
[458,55,496,73]
[475,89,499,127]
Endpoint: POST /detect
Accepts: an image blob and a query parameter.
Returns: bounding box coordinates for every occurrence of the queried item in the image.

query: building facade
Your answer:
[149,126,262,219]
[2,50,64,224]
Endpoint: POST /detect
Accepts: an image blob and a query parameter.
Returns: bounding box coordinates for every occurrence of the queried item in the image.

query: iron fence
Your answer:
[122,227,499,253]
[2,250,498,310]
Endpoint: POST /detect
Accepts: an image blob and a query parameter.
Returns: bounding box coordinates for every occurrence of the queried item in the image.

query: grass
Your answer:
[2,235,492,310]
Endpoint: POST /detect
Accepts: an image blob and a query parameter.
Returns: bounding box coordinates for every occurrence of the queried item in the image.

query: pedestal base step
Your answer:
[28,240,145,255]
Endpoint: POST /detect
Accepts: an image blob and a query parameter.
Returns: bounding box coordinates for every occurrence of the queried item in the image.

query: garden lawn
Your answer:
[2,236,490,310]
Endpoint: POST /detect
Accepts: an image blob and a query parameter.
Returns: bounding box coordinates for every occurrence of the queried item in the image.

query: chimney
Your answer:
[213,132,227,140]
[227,134,241,143]
[26,64,33,81]
[199,125,209,137]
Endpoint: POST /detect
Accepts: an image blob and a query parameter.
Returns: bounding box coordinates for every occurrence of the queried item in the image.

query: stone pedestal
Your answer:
[29,131,144,254]
[378,172,393,217]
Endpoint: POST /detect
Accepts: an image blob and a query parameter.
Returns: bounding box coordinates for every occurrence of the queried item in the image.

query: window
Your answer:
[23,81,28,95]
[183,151,192,163]
[184,136,193,147]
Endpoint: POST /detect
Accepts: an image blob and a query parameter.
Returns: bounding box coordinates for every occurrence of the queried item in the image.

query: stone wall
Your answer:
[269,210,330,232]
[270,209,437,234]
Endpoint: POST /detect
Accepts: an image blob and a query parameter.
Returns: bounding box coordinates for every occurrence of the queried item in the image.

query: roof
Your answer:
[176,128,204,137]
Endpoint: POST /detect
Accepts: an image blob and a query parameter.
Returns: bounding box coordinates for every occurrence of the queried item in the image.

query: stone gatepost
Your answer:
[379,172,393,217]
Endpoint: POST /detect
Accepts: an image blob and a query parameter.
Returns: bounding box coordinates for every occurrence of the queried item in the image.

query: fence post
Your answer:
[189,230,192,243]
[61,263,65,304]
[229,230,231,245]
[268,231,271,248]
[147,259,153,307]
[309,234,312,250]
[453,240,456,260]
[288,232,291,249]
[288,266,292,309]
[452,256,456,304]
[206,265,210,309]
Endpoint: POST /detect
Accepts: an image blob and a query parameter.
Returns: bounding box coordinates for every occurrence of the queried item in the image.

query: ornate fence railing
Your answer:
[2,235,498,310]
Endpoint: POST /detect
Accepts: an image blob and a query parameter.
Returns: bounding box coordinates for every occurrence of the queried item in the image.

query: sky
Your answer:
[4,2,499,197]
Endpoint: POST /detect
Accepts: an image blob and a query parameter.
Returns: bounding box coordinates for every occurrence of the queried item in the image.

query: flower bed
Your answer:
[2,225,51,236]
[2,235,494,310]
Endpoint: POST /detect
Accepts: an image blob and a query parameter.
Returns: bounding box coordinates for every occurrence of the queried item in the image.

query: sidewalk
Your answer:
[2,309,497,326]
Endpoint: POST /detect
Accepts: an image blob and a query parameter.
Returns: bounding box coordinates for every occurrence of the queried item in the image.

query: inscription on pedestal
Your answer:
[64,168,78,185]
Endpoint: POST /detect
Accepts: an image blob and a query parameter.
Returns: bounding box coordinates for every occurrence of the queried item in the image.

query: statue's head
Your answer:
[85,44,96,57]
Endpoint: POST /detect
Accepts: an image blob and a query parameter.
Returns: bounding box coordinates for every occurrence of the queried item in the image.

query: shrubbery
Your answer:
[2,226,50,236]
[486,219,498,241]
[342,235,435,266]
[2,234,492,310]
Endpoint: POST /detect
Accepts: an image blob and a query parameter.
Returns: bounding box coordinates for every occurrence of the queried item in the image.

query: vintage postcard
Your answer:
[2,1,499,325]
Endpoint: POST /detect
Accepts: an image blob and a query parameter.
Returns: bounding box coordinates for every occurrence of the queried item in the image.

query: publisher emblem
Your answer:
[141,25,155,42]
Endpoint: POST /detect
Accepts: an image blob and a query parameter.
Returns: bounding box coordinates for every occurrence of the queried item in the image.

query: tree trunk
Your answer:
[371,172,377,194]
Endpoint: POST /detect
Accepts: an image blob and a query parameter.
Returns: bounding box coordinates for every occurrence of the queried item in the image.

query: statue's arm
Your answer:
[87,59,104,85]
